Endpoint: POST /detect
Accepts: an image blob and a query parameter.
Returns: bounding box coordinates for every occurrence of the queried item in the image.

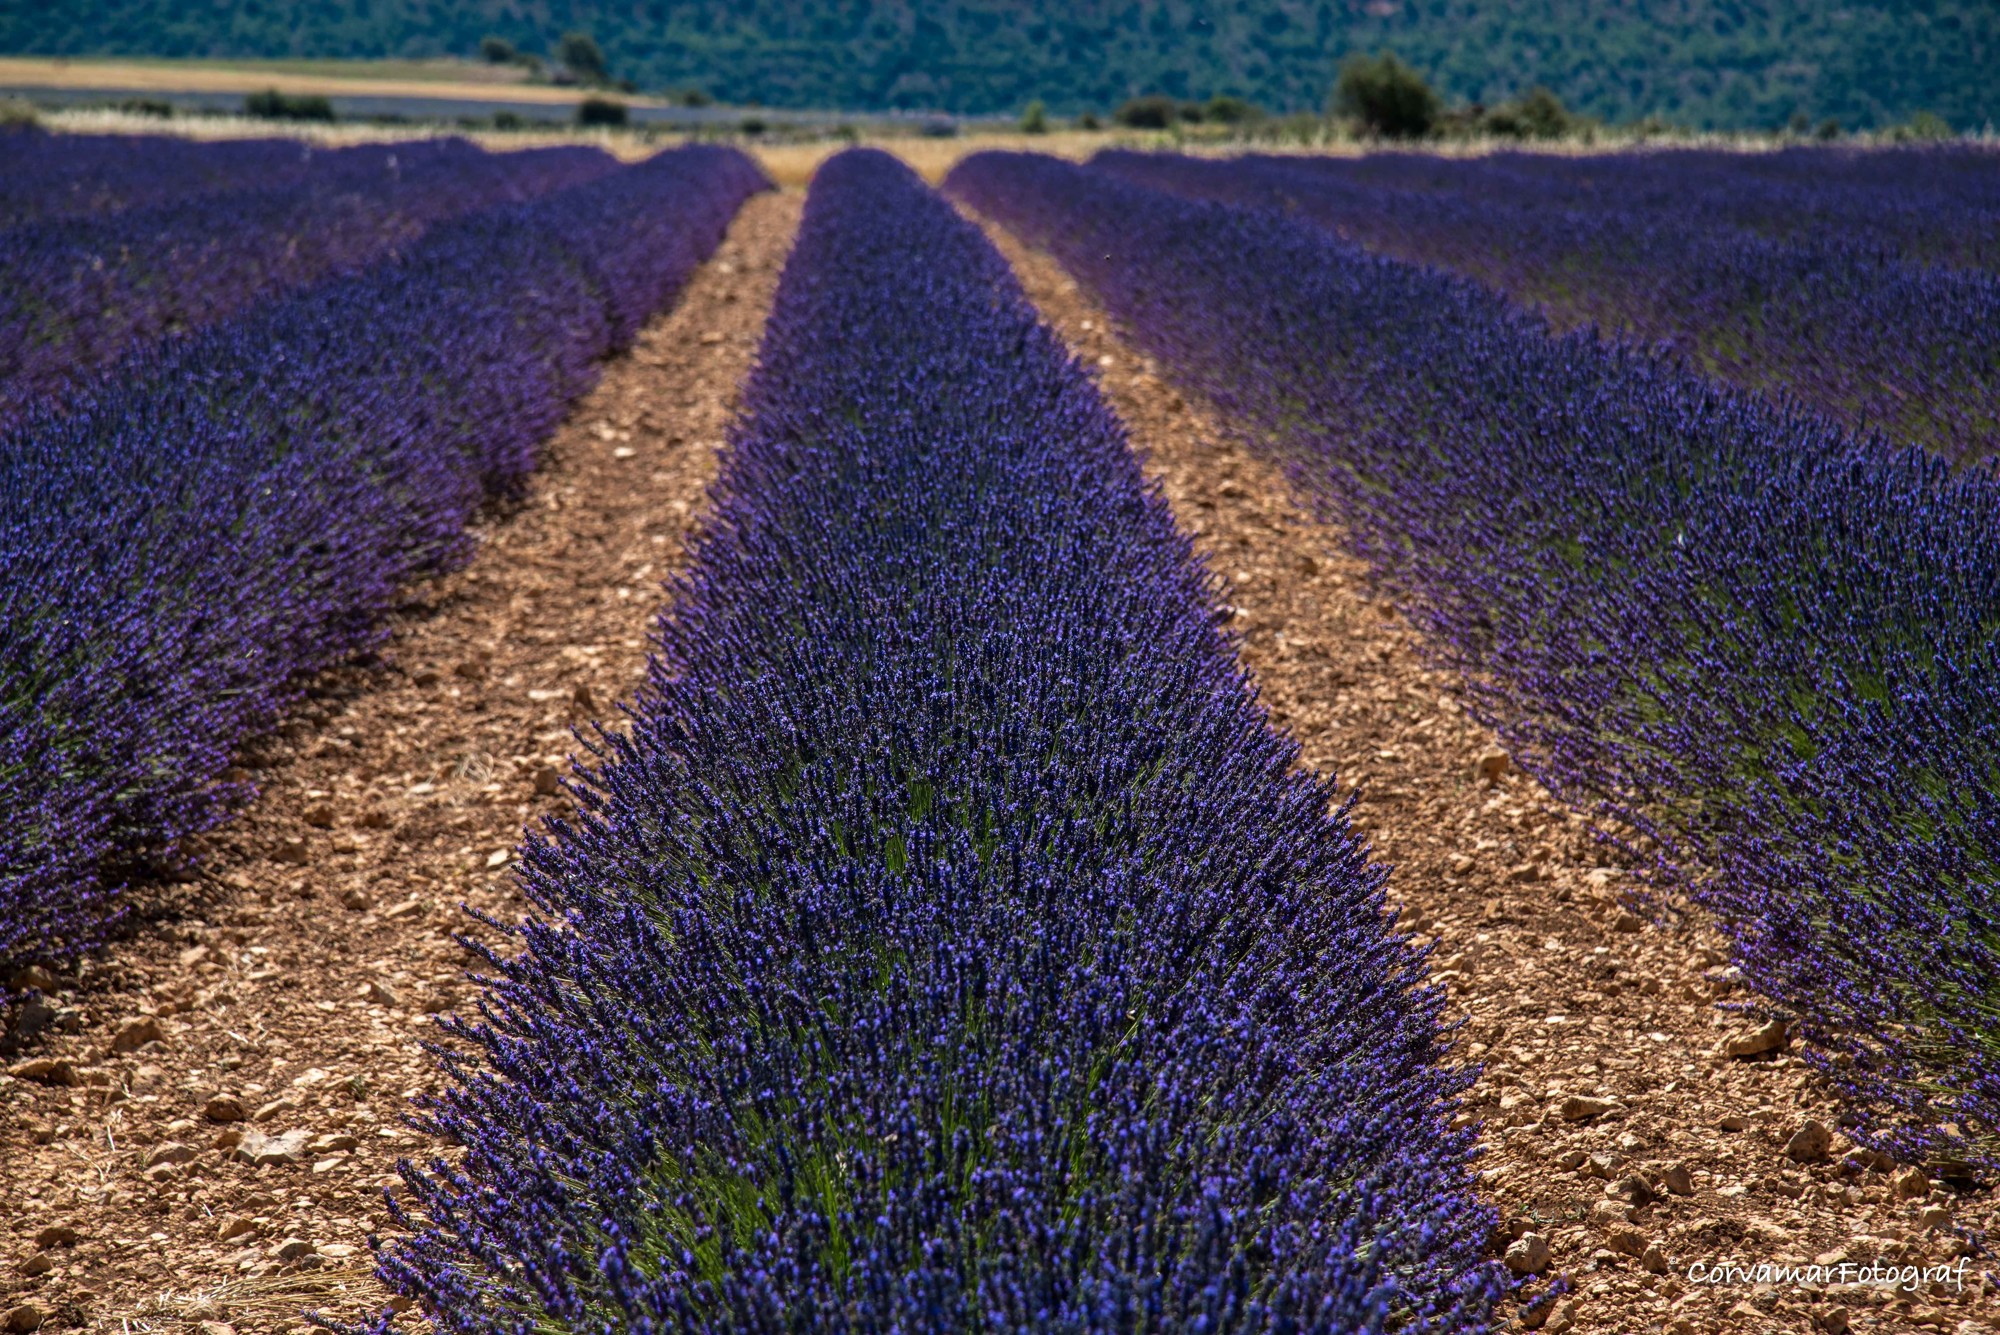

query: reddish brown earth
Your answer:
[0,189,803,1334]
[977,214,1999,1335]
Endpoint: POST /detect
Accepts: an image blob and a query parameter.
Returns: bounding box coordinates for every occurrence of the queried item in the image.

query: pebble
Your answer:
[271,836,312,866]
[303,804,336,829]
[217,1216,260,1242]
[1722,1018,1788,1057]
[204,1094,246,1122]
[1503,1231,1551,1275]
[234,1127,312,1167]
[1473,748,1510,782]
[34,1225,77,1249]
[1895,1166,1931,1199]
[365,980,402,1007]
[5,1302,46,1333]
[110,1014,164,1053]
[1559,1094,1617,1122]
[6,1058,77,1086]
[144,1141,197,1168]
[270,1236,315,1262]
[1785,1118,1834,1162]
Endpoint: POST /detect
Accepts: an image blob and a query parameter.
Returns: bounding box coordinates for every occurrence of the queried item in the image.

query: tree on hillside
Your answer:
[1333,51,1439,138]
[558,31,608,86]
[479,36,515,64]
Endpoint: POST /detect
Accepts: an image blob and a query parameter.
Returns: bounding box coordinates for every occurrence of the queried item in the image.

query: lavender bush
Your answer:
[0,129,346,227]
[0,144,767,976]
[0,137,620,429]
[373,148,1500,1333]
[1093,148,2000,461]
[947,151,2000,1174]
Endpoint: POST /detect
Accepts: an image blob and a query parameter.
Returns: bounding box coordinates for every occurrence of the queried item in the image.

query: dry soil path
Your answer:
[0,189,803,1335]
[978,213,1998,1335]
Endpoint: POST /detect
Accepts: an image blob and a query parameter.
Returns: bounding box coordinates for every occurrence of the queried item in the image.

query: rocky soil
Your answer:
[0,189,802,1334]
[978,214,1999,1335]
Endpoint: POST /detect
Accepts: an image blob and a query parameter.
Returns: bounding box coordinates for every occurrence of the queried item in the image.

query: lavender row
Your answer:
[0,128,347,227]
[1094,149,2000,462]
[0,144,767,978]
[372,149,1499,1333]
[1294,146,2000,273]
[947,152,2000,1174]
[0,136,620,429]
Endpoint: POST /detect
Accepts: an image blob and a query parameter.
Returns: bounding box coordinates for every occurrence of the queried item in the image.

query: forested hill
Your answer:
[4,1,1993,130]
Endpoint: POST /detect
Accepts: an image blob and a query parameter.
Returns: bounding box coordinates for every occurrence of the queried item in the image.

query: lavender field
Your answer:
[2,128,1996,1334]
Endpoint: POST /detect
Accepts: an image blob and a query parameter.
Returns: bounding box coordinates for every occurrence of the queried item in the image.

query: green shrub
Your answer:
[118,97,173,118]
[576,96,628,127]
[558,31,608,85]
[479,36,515,64]
[679,87,712,108]
[1114,95,1179,129]
[1483,85,1571,139]
[1816,117,1842,140]
[1333,52,1440,139]
[1078,111,1102,130]
[740,116,767,135]
[492,110,526,130]
[244,89,335,122]
[1204,95,1258,125]
[1021,99,1049,133]
[0,97,37,129]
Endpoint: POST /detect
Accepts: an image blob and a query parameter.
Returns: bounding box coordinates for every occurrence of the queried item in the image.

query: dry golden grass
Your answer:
[0,55,643,107]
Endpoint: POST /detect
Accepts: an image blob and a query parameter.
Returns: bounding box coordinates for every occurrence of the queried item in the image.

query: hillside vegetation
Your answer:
[2,0,1992,130]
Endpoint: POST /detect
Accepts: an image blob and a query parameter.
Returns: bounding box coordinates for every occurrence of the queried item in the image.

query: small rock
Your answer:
[1717,1112,1750,1131]
[178,944,211,968]
[1658,1163,1694,1196]
[1473,749,1510,782]
[355,809,392,830]
[253,1097,295,1121]
[1611,912,1644,933]
[204,1094,247,1122]
[1590,1198,1632,1226]
[6,1058,77,1086]
[452,660,487,681]
[1585,1151,1625,1179]
[1918,1205,1952,1232]
[1609,1174,1658,1206]
[317,1242,359,1260]
[271,836,311,866]
[384,899,424,920]
[411,667,441,687]
[7,965,55,991]
[110,1014,165,1053]
[212,1127,245,1150]
[532,766,561,796]
[1641,1244,1669,1275]
[572,682,597,712]
[364,980,401,1007]
[199,1323,238,1335]
[1786,1119,1834,1163]
[1605,1226,1648,1257]
[5,1302,47,1333]
[339,888,371,911]
[1814,1308,1850,1335]
[217,1216,260,1242]
[144,1141,197,1168]
[17,1255,50,1277]
[34,1225,77,1249]
[234,1127,312,1167]
[1503,1232,1551,1275]
[270,1236,315,1262]
[309,1132,360,1153]
[1553,1149,1587,1171]
[302,804,336,829]
[1723,1019,1788,1057]
[1559,1095,1617,1123]
[485,849,510,869]
[698,330,724,345]
[1893,1166,1930,1199]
